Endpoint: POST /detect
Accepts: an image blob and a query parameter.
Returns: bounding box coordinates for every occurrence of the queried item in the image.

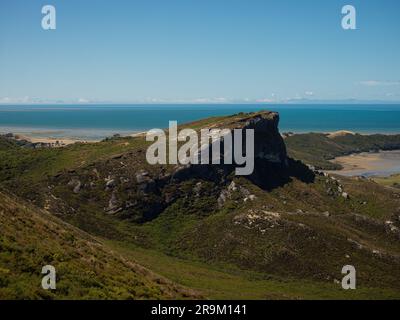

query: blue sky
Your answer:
[0,0,399,104]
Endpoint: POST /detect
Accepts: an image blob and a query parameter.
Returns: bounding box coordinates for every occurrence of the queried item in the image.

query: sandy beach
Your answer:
[13,134,91,146]
[8,131,146,147]
[328,150,400,177]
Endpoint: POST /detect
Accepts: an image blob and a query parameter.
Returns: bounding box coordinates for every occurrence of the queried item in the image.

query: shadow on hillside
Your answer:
[176,157,316,192]
[246,158,315,191]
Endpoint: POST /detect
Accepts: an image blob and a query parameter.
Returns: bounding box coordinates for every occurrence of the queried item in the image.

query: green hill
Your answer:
[285,132,400,170]
[1,111,400,299]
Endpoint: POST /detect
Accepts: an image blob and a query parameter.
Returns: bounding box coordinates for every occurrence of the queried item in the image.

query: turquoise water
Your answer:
[0,104,400,140]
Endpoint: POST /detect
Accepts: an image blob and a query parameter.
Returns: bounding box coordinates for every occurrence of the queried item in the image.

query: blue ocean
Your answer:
[0,104,400,140]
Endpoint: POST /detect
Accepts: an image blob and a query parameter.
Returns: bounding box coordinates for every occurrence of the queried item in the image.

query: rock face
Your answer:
[167,111,292,188]
[240,112,288,166]
[225,112,312,190]
[205,111,288,168]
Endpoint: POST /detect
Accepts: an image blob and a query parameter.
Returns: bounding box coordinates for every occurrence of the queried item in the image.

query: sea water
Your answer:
[0,104,400,140]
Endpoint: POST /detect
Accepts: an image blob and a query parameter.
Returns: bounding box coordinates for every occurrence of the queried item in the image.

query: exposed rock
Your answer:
[247,195,257,202]
[233,209,287,234]
[228,181,238,192]
[240,112,288,166]
[92,168,100,178]
[105,192,122,214]
[372,249,381,256]
[67,178,82,194]
[73,182,82,194]
[105,179,116,190]
[120,177,130,183]
[136,170,149,184]
[347,238,363,250]
[262,210,281,219]
[133,170,157,194]
[193,182,202,197]
[217,190,229,208]
[239,186,251,197]
[385,220,400,236]
[326,187,335,196]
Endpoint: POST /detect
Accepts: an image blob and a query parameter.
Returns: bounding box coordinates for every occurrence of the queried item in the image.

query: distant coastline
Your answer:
[1,104,400,140]
[2,128,400,147]
[2,104,400,179]
[3,128,400,180]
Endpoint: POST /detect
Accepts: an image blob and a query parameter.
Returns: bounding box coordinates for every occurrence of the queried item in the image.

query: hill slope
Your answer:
[0,190,198,299]
[1,111,400,299]
[285,132,400,170]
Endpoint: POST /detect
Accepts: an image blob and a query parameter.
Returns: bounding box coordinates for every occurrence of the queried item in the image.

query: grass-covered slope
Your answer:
[373,174,400,189]
[1,112,400,299]
[0,190,198,299]
[285,133,400,170]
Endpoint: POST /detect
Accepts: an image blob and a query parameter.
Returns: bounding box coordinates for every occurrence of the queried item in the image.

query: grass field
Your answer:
[108,241,400,300]
[373,174,400,189]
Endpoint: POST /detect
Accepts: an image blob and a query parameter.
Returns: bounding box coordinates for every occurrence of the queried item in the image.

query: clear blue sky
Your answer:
[0,0,399,104]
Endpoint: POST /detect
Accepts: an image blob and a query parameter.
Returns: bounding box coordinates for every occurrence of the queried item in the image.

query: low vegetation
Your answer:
[0,190,199,299]
[373,174,400,189]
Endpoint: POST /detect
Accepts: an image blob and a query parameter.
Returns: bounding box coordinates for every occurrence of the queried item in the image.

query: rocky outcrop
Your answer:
[49,111,314,222]
[239,112,288,166]
[164,111,297,190]
[204,111,288,168]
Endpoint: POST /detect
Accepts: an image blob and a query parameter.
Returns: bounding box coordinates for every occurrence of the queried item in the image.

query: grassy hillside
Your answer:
[107,240,400,300]
[1,112,400,299]
[0,190,198,299]
[373,174,400,189]
[285,133,400,170]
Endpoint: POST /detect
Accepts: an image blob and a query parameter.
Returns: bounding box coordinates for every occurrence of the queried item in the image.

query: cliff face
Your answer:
[212,111,312,190]
[169,111,290,180]
[232,111,288,166]
[202,111,288,167]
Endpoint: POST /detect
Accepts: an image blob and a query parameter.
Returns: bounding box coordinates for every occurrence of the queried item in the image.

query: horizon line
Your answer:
[1,101,400,106]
